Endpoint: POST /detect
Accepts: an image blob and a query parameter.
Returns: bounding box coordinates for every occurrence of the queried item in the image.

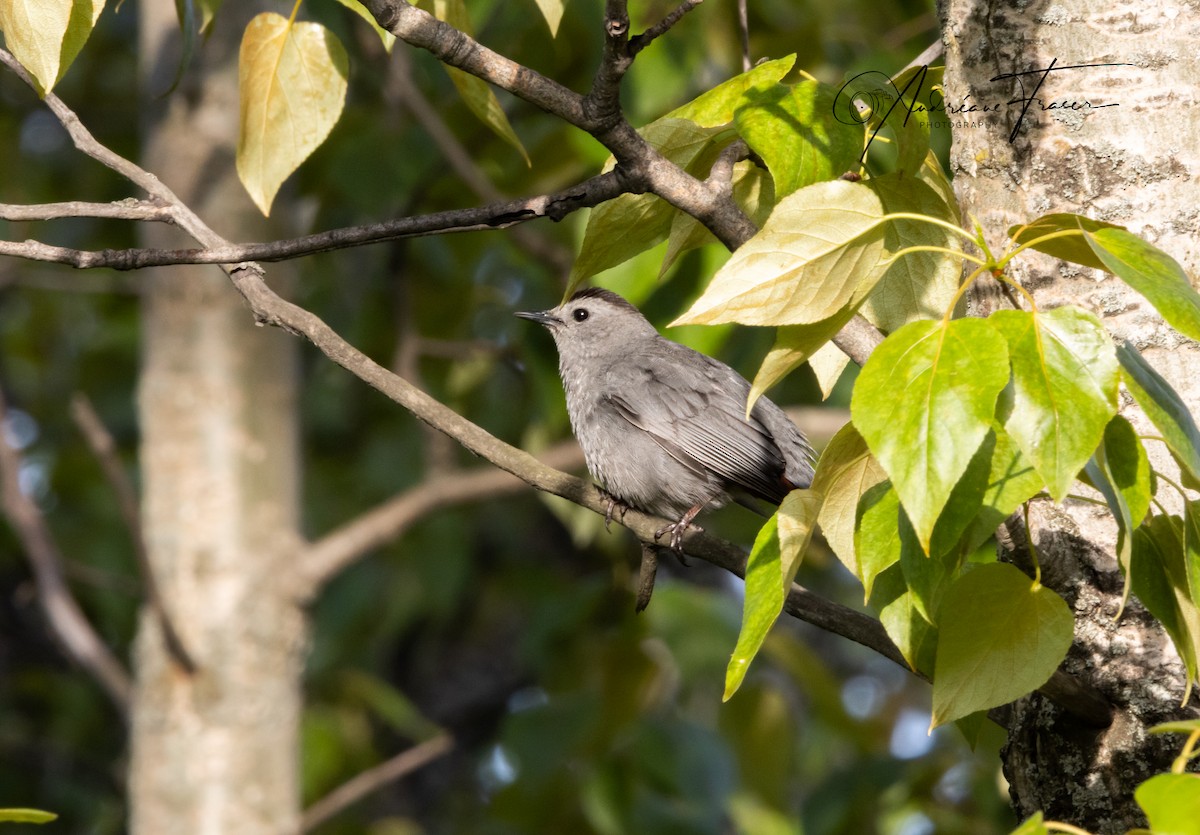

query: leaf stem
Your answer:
[1045,823,1096,835]
[942,263,991,323]
[883,244,986,267]
[999,228,1085,268]
[1172,728,1200,773]
[880,212,983,249]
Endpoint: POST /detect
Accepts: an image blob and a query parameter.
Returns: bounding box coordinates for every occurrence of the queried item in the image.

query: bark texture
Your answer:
[128,5,306,834]
[941,0,1200,830]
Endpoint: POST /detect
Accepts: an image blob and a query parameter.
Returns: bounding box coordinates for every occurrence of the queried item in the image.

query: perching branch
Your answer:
[0,388,132,715]
[69,394,196,674]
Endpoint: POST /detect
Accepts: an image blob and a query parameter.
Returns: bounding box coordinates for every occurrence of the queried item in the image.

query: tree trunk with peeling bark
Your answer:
[128,5,306,833]
[941,0,1200,829]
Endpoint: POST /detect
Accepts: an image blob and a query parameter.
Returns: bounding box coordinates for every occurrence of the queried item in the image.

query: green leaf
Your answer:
[854,481,901,601]
[672,180,889,327]
[1117,342,1200,485]
[734,80,863,197]
[899,504,956,623]
[0,0,103,96]
[659,159,774,278]
[835,67,931,176]
[1007,811,1048,835]
[569,119,729,290]
[666,55,796,127]
[724,490,819,700]
[1084,415,1152,611]
[1007,213,1121,271]
[931,562,1074,727]
[928,427,998,560]
[1131,515,1199,702]
[1136,773,1200,833]
[1087,227,1200,342]
[422,0,530,165]
[990,306,1119,501]
[958,425,1044,554]
[336,0,396,50]
[809,342,851,400]
[530,0,564,35]
[237,14,349,216]
[871,565,938,674]
[851,317,1010,552]
[0,809,58,824]
[812,422,888,577]
[861,173,964,333]
[725,515,779,701]
[747,305,857,413]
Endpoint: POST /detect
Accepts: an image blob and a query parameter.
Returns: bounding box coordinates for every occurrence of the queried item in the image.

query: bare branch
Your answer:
[301,441,584,593]
[301,735,454,832]
[70,394,196,674]
[0,388,132,714]
[0,173,628,271]
[0,199,174,223]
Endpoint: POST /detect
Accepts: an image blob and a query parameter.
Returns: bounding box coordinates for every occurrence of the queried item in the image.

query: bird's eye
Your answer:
[572,308,589,322]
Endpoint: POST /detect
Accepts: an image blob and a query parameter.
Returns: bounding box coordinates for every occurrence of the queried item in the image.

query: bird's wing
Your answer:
[603,340,791,504]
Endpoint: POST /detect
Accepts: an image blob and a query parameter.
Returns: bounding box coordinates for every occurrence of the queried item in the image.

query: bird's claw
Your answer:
[601,490,630,531]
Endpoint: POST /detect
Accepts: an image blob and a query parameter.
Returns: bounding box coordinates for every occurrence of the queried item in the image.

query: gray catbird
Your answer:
[517,288,815,549]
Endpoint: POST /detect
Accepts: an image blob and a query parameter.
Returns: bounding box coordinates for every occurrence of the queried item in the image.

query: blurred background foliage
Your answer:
[0,0,1012,832]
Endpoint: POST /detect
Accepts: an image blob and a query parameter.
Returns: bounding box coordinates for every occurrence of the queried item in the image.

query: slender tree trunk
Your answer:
[940,1,1200,830]
[129,5,306,833]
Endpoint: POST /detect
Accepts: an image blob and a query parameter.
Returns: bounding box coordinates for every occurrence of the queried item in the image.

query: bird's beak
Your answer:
[515,309,561,328]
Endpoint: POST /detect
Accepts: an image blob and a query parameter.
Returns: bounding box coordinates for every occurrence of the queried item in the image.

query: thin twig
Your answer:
[301,735,454,831]
[736,0,752,72]
[0,199,174,223]
[0,388,132,715]
[301,442,584,593]
[70,393,197,674]
[0,172,628,271]
[629,0,705,56]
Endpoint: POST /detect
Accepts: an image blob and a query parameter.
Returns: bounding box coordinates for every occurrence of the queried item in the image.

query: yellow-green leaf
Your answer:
[931,563,1073,728]
[424,0,529,165]
[672,180,889,327]
[237,14,349,216]
[747,305,857,413]
[990,306,1119,501]
[861,173,963,333]
[724,490,819,700]
[335,0,396,50]
[569,119,729,291]
[1136,773,1200,833]
[851,318,1010,552]
[813,422,888,578]
[0,809,58,824]
[0,0,103,96]
[734,79,863,197]
[530,0,564,36]
[666,55,796,128]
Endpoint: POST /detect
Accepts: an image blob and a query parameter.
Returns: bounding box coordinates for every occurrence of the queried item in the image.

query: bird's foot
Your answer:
[599,488,631,531]
[653,505,704,553]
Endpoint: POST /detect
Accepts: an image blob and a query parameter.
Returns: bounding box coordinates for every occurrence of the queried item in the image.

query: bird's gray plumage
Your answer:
[517,288,815,547]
